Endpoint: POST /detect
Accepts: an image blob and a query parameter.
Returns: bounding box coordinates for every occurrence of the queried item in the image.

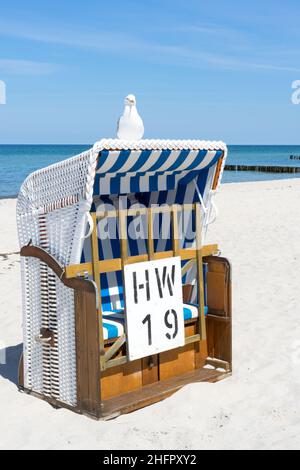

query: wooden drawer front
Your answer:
[100,322,208,400]
[101,359,143,400]
[159,323,205,381]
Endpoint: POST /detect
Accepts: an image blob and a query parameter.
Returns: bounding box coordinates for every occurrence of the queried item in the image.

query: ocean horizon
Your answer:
[1,144,300,198]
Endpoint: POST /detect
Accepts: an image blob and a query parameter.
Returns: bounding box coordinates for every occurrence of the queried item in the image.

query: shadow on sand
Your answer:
[0,344,22,387]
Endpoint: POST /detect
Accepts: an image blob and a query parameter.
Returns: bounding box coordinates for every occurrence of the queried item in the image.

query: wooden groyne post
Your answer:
[225,165,300,174]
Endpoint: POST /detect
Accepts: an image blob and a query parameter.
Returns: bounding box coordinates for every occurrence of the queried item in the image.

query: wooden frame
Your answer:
[18,203,232,420]
[67,204,211,371]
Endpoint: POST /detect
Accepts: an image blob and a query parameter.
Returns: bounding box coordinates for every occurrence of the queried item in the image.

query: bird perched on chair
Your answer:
[117,94,144,140]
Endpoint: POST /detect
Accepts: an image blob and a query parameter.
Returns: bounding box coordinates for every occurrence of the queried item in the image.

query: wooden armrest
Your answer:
[20,244,95,293]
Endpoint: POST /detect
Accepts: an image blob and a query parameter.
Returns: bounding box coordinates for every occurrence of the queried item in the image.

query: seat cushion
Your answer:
[102,304,208,341]
[183,304,208,320]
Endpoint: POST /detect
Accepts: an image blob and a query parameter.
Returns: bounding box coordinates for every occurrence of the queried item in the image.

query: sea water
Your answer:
[1,144,300,198]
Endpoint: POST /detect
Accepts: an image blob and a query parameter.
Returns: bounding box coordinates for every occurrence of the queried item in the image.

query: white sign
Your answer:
[124,256,185,361]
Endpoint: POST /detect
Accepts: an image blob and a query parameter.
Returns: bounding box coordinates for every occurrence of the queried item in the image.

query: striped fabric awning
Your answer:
[80,139,228,312]
[92,139,227,196]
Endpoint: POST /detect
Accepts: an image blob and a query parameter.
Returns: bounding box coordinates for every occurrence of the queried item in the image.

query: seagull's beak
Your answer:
[125,96,136,106]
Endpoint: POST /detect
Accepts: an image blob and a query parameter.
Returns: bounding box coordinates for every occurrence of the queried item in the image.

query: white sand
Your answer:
[1,179,300,450]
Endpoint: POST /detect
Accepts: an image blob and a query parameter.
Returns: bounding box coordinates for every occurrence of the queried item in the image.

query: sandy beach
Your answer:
[1,179,300,450]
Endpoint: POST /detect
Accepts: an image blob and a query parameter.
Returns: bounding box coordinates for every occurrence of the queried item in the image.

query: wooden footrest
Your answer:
[100,367,231,420]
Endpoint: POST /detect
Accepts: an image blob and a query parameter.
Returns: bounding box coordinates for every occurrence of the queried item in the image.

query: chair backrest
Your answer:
[80,141,227,310]
[81,193,207,311]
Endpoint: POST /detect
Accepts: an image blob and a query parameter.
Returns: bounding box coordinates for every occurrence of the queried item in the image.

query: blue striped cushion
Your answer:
[183,304,208,320]
[102,304,208,340]
[103,310,125,340]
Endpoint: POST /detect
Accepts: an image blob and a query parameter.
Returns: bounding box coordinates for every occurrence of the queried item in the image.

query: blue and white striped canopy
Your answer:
[92,140,227,196]
[81,139,228,313]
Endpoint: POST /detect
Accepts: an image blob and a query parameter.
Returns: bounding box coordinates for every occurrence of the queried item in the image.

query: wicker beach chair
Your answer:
[17,139,232,419]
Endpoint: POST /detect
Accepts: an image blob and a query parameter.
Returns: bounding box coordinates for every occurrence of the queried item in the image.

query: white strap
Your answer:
[193,181,208,213]
[206,198,218,226]
[194,181,219,227]
[83,212,94,239]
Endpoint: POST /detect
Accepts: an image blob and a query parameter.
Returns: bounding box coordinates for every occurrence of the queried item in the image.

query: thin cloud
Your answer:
[0,20,137,51]
[166,23,241,36]
[0,19,298,74]
[214,58,300,73]
[0,59,57,75]
[141,45,300,73]
[180,51,300,73]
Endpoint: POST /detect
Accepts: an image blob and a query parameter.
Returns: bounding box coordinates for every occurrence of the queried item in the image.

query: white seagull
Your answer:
[117,94,144,140]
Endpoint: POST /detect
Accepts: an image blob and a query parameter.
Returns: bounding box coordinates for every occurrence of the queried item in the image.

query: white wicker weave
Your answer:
[17,148,97,406]
[93,138,227,152]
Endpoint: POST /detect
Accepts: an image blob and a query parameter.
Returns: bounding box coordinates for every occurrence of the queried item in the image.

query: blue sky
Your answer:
[0,0,300,144]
